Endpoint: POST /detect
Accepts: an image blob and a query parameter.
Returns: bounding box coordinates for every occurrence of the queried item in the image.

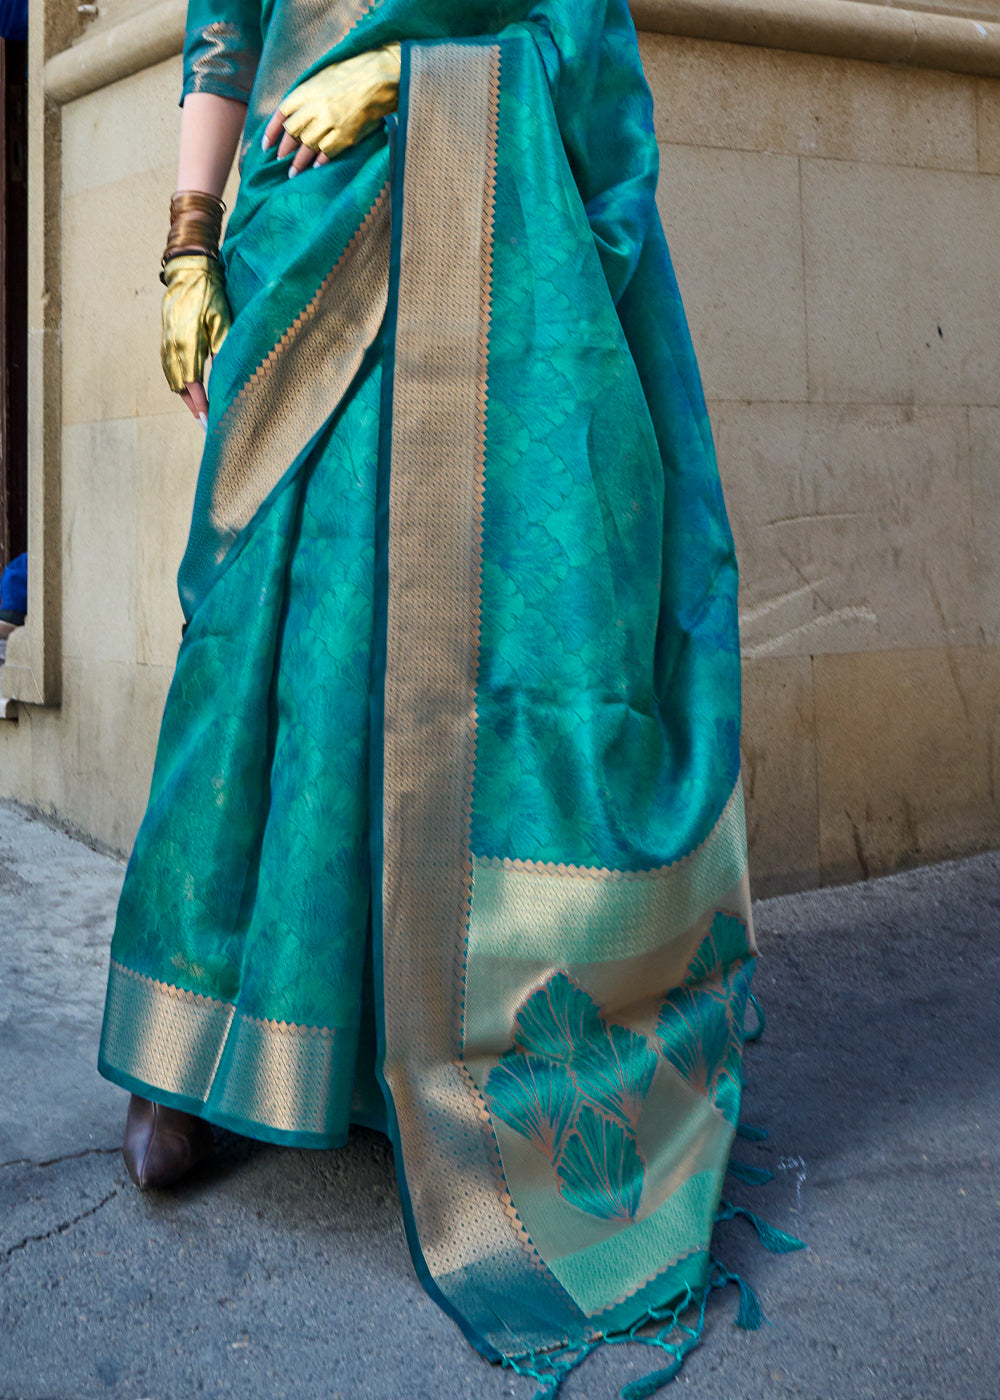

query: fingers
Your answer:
[277,127,299,160]
[289,142,320,176]
[261,108,286,151]
[178,382,209,429]
[275,133,320,176]
[264,105,325,177]
[264,121,322,177]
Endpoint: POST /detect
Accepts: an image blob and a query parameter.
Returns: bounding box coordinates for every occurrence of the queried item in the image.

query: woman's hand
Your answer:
[167,95,246,425]
[161,255,232,427]
[261,44,402,177]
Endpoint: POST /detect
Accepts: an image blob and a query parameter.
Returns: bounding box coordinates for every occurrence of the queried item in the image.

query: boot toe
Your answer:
[122,1095,213,1190]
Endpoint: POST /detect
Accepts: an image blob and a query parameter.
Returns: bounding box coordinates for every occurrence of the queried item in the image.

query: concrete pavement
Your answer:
[1,798,998,1400]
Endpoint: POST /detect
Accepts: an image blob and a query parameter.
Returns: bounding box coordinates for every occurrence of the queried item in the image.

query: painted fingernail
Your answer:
[261,132,270,150]
[199,413,208,431]
[288,165,298,179]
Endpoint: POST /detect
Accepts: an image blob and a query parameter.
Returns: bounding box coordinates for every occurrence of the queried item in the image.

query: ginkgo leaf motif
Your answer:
[723,959,754,1037]
[655,985,732,1099]
[556,1105,645,1221]
[712,1055,743,1127]
[484,1052,578,1161]
[512,970,603,1065]
[685,911,752,989]
[572,1021,658,1127]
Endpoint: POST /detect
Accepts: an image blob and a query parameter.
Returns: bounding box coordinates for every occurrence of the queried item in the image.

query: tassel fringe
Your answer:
[503,1284,711,1400]
[716,1200,806,1254]
[500,1340,599,1398]
[726,1158,775,1186]
[620,1359,682,1399]
[503,1258,779,1400]
[736,1121,769,1142]
[499,995,803,1399]
[708,1258,766,1330]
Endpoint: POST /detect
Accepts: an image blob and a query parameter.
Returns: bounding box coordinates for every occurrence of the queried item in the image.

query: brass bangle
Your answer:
[161,190,226,267]
[158,249,219,286]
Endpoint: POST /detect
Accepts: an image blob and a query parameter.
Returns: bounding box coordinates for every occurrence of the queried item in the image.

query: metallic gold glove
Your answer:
[160,254,231,393]
[278,43,402,159]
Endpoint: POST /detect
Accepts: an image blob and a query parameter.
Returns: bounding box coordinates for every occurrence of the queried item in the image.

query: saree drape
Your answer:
[100,0,757,1383]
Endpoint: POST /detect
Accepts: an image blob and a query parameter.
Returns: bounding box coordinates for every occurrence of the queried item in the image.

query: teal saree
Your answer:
[100,0,758,1389]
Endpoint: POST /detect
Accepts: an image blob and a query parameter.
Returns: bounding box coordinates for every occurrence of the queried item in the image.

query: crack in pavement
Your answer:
[2,1186,121,1263]
[0,1146,120,1171]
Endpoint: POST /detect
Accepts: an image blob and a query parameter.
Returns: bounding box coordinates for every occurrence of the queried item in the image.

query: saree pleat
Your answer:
[101,0,757,1377]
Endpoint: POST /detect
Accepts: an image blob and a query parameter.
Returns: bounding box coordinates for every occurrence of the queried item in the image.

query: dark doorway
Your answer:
[0,37,27,573]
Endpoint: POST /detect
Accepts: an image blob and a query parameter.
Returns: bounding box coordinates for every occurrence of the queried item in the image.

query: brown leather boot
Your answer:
[122,1094,214,1190]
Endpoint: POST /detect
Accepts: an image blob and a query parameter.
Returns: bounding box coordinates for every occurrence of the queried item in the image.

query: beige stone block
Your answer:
[641,34,978,172]
[0,703,33,802]
[62,153,244,429]
[65,657,171,853]
[802,159,1000,406]
[4,661,169,854]
[60,53,243,207]
[72,0,178,48]
[741,654,819,896]
[83,0,150,28]
[22,699,77,826]
[715,401,976,656]
[135,413,202,666]
[62,419,138,665]
[27,657,170,855]
[968,406,1000,645]
[921,0,1000,19]
[63,165,180,427]
[815,645,1000,885]
[658,145,807,402]
[61,57,182,200]
[977,77,1000,173]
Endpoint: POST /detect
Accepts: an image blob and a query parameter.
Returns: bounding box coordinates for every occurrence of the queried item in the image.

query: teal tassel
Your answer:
[506,1280,713,1399]
[717,1201,806,1254]
[742,992,766,1042]
[753,1215,806,1254]
[502,1341,598,1400]
[726,1159,775,1186]
[733,1274,765,1330]
[708,1259,767,1331]
[620,1359,682,1399]
[736,1121,769,1142]
[616,1285,707,1398]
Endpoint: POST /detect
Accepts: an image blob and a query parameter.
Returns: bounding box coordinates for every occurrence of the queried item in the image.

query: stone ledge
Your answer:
[44,0,185,105]
[632,0,1000,74]
[42,0,1000,105]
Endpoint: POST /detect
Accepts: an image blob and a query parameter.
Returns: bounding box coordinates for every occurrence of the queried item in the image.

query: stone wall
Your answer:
[639,29,1000,889]
[0,51,204,847]
[2,0,999,891]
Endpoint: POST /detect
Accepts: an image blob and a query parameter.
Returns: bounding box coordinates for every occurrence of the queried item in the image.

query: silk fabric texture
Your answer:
[100,0,756,1378]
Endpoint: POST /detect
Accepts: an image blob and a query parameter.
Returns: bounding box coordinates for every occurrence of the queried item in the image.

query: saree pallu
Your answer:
[100,0,757,1385]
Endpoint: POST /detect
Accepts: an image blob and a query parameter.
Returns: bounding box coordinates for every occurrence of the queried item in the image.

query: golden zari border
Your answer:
[201,183,391,561]
[474,780,748,882]
[101,960,350,1139]
[377,41,757,1349]
[467,780,754,967]
[381,41,573,1309]
[248,0,382,137]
